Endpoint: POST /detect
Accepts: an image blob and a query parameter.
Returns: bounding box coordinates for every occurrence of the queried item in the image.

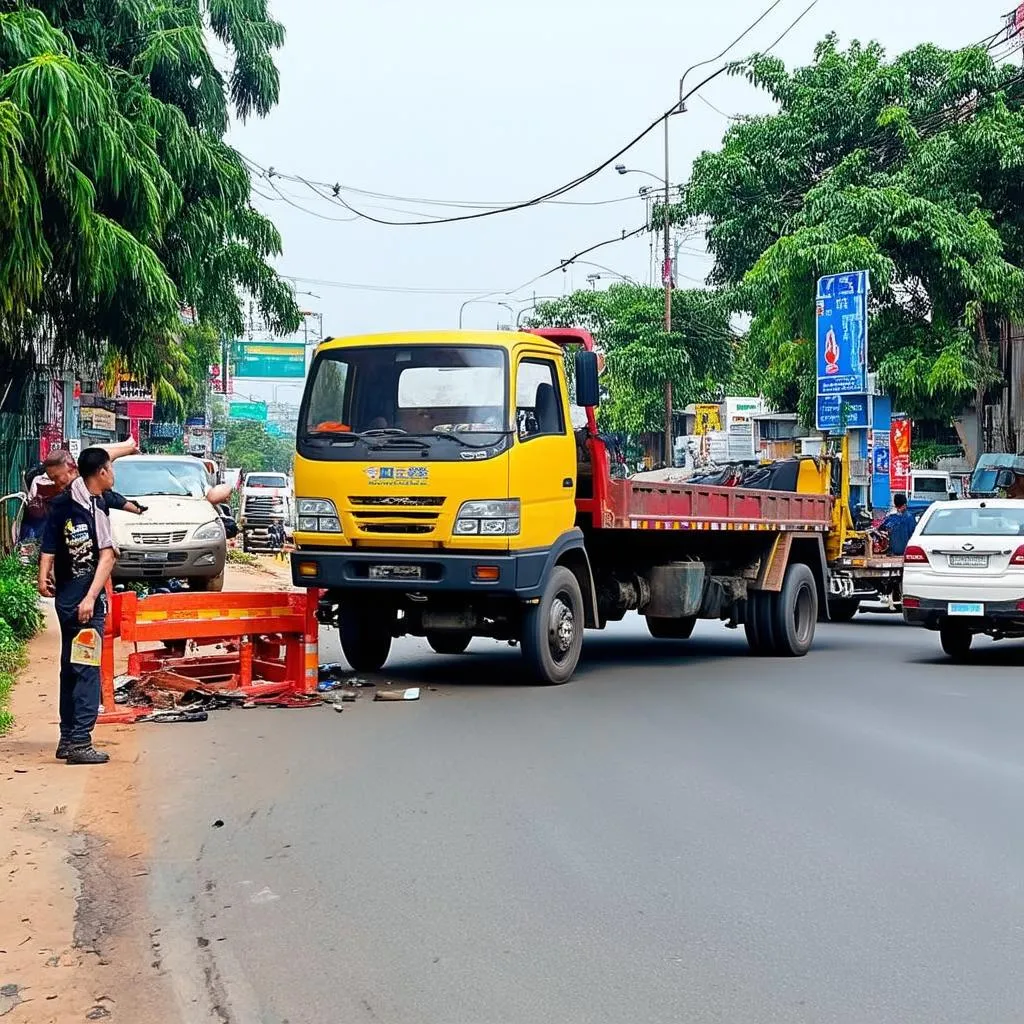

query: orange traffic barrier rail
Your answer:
[99,587,320,725]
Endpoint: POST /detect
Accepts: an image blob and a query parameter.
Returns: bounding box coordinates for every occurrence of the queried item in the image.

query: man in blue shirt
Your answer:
[38,448,117,765]
[881,493,917,556]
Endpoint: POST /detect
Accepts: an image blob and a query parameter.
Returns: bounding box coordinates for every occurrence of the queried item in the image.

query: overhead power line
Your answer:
[241,0,815,229]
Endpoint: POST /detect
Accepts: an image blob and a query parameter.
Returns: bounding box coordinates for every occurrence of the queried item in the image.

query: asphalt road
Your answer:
[138,613,1024,1024]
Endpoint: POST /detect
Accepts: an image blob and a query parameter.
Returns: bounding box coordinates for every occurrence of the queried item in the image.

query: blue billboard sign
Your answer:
[815,394,869,432]
[816,271,868,396]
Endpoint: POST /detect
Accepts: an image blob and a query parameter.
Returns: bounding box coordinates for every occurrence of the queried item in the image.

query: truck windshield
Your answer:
[246,475,287,488]
[912,477,948,496]
[301,345,508,459]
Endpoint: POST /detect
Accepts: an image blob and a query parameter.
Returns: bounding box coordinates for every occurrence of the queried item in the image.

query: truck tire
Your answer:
[939,623,973,661]
[427,631,472,655]
[771,563,817,657]
[339,606,392,673]
[744,591,777,655]
[520,566,584,685]
[646,616,696,640]
[828,598,860,622]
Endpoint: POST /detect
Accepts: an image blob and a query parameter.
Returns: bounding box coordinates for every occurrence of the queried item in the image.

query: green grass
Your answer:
[0,669,15,736]
[227,548,259,566]
[0,554,41,736]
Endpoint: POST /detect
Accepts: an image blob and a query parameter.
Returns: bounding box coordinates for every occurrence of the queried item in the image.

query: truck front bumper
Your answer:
[291,548,550,598]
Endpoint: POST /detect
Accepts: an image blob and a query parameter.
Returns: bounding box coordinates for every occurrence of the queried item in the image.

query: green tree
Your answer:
[225,419,293,474]
[529,283,738,435]
[0,2,300,381]
[682,36,1024,428]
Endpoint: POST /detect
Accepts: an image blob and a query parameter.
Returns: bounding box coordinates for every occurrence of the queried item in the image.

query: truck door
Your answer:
[509,354,577,549]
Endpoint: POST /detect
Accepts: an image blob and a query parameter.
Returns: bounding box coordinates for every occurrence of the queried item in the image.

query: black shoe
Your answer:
[65,744,110,765]
[55,741,72,760]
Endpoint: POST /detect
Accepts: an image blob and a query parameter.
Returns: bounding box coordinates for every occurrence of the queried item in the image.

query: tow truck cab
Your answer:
[291,330,598,672]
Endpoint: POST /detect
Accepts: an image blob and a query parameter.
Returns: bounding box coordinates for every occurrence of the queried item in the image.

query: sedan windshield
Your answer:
[303,345,506,446]
[113,460,209,499]
[922,506,1024,536]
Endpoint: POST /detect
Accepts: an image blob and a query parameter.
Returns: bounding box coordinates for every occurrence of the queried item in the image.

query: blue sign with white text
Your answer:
[815,394,869,432]
[816,271,868,396]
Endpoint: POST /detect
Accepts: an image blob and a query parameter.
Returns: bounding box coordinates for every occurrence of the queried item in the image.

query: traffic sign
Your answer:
[228,401,267,422]
[816,271,868,396]
[232,341,305,379]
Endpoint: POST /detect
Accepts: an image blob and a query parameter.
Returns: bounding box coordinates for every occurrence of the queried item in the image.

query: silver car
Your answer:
[109,456,227,591]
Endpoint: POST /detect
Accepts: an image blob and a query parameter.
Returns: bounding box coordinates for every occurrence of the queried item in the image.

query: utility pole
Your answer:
[662,113,673,466]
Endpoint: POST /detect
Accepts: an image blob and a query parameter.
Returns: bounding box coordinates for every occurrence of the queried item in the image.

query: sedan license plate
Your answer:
[948,554,989,568]
[369,564,422,580]
[948,602,984,616]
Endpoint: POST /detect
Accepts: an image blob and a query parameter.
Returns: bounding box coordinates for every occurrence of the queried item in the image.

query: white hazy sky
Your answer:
[226,0,1018,404]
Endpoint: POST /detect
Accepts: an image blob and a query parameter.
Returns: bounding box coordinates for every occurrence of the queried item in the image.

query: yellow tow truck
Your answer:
[290,327,893,682]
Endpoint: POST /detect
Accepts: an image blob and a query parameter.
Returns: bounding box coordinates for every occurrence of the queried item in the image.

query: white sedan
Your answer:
[902,499,1024,659]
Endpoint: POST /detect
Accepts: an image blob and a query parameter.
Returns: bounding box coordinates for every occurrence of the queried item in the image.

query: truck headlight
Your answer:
[454,499,520,537]
[298,498,337,516]
[194,521,225,542]
[297,499,342,534]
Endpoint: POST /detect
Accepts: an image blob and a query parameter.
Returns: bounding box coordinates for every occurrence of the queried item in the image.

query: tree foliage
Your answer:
[224,418,292,474]
[682,36,1024,422]
[529,283,737,434]
[0,1,300,381]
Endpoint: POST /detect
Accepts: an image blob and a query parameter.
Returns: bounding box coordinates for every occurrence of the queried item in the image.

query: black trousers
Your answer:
[56,597,106,745]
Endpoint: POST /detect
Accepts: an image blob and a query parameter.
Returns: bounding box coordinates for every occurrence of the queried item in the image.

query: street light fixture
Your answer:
[458,298,515,329]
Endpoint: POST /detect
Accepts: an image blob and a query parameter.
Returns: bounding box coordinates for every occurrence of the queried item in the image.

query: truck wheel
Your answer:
[771,563,817,657]
[521,566,584,685]
[828,598,860,622]
[427,632,472,655]
[646,616,696,640]
[939,623,973,661]
[744,591,777,655]
[339,606,392,673]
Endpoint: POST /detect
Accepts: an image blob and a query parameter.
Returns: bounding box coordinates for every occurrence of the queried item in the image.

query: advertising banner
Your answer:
[816,271,869,396]
[890,415,911,493]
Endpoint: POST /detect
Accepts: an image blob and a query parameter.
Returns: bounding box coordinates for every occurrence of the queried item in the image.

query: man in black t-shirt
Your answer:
[38,448,117,765]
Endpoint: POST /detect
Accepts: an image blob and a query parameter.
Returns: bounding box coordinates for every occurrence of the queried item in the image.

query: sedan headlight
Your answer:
[297,498,342,534]
[454,499,520,537]
[194,520,225,542]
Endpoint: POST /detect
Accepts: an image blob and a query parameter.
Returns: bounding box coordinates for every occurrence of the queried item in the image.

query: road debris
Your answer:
[374,687,421,702]
[0,984,23,1016]
[136,709,210,724]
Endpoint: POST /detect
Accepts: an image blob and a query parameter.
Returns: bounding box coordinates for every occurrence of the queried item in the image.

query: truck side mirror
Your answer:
[575,350,600,408]
[996,469,1015,489]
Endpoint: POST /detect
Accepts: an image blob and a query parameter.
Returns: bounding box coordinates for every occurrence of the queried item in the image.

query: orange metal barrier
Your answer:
[99,587,320,725]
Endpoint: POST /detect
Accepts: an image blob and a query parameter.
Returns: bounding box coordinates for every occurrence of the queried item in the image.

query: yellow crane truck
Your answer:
[290,327,898,683]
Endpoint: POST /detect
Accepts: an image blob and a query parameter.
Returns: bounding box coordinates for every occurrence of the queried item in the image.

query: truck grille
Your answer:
[131,531,187,545]
[357,523,434,535]
[349,495,445,508]
[245,496,284,515]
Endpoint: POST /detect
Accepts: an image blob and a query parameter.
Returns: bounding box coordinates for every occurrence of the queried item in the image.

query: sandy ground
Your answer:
[0,556,292,1023]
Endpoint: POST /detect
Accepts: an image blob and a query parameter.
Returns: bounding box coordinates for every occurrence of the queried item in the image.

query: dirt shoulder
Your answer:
[0,601,171,1023]
[0,557,291,1023]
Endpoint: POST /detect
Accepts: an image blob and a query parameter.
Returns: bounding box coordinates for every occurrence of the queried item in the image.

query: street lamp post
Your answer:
[515,296,563,329]
[459,298,515,329]
[618,144,676,463]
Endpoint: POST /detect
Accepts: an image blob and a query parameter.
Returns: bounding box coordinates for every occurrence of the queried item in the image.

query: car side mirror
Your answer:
[996,469,1015,489]
[575,350,600,408]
